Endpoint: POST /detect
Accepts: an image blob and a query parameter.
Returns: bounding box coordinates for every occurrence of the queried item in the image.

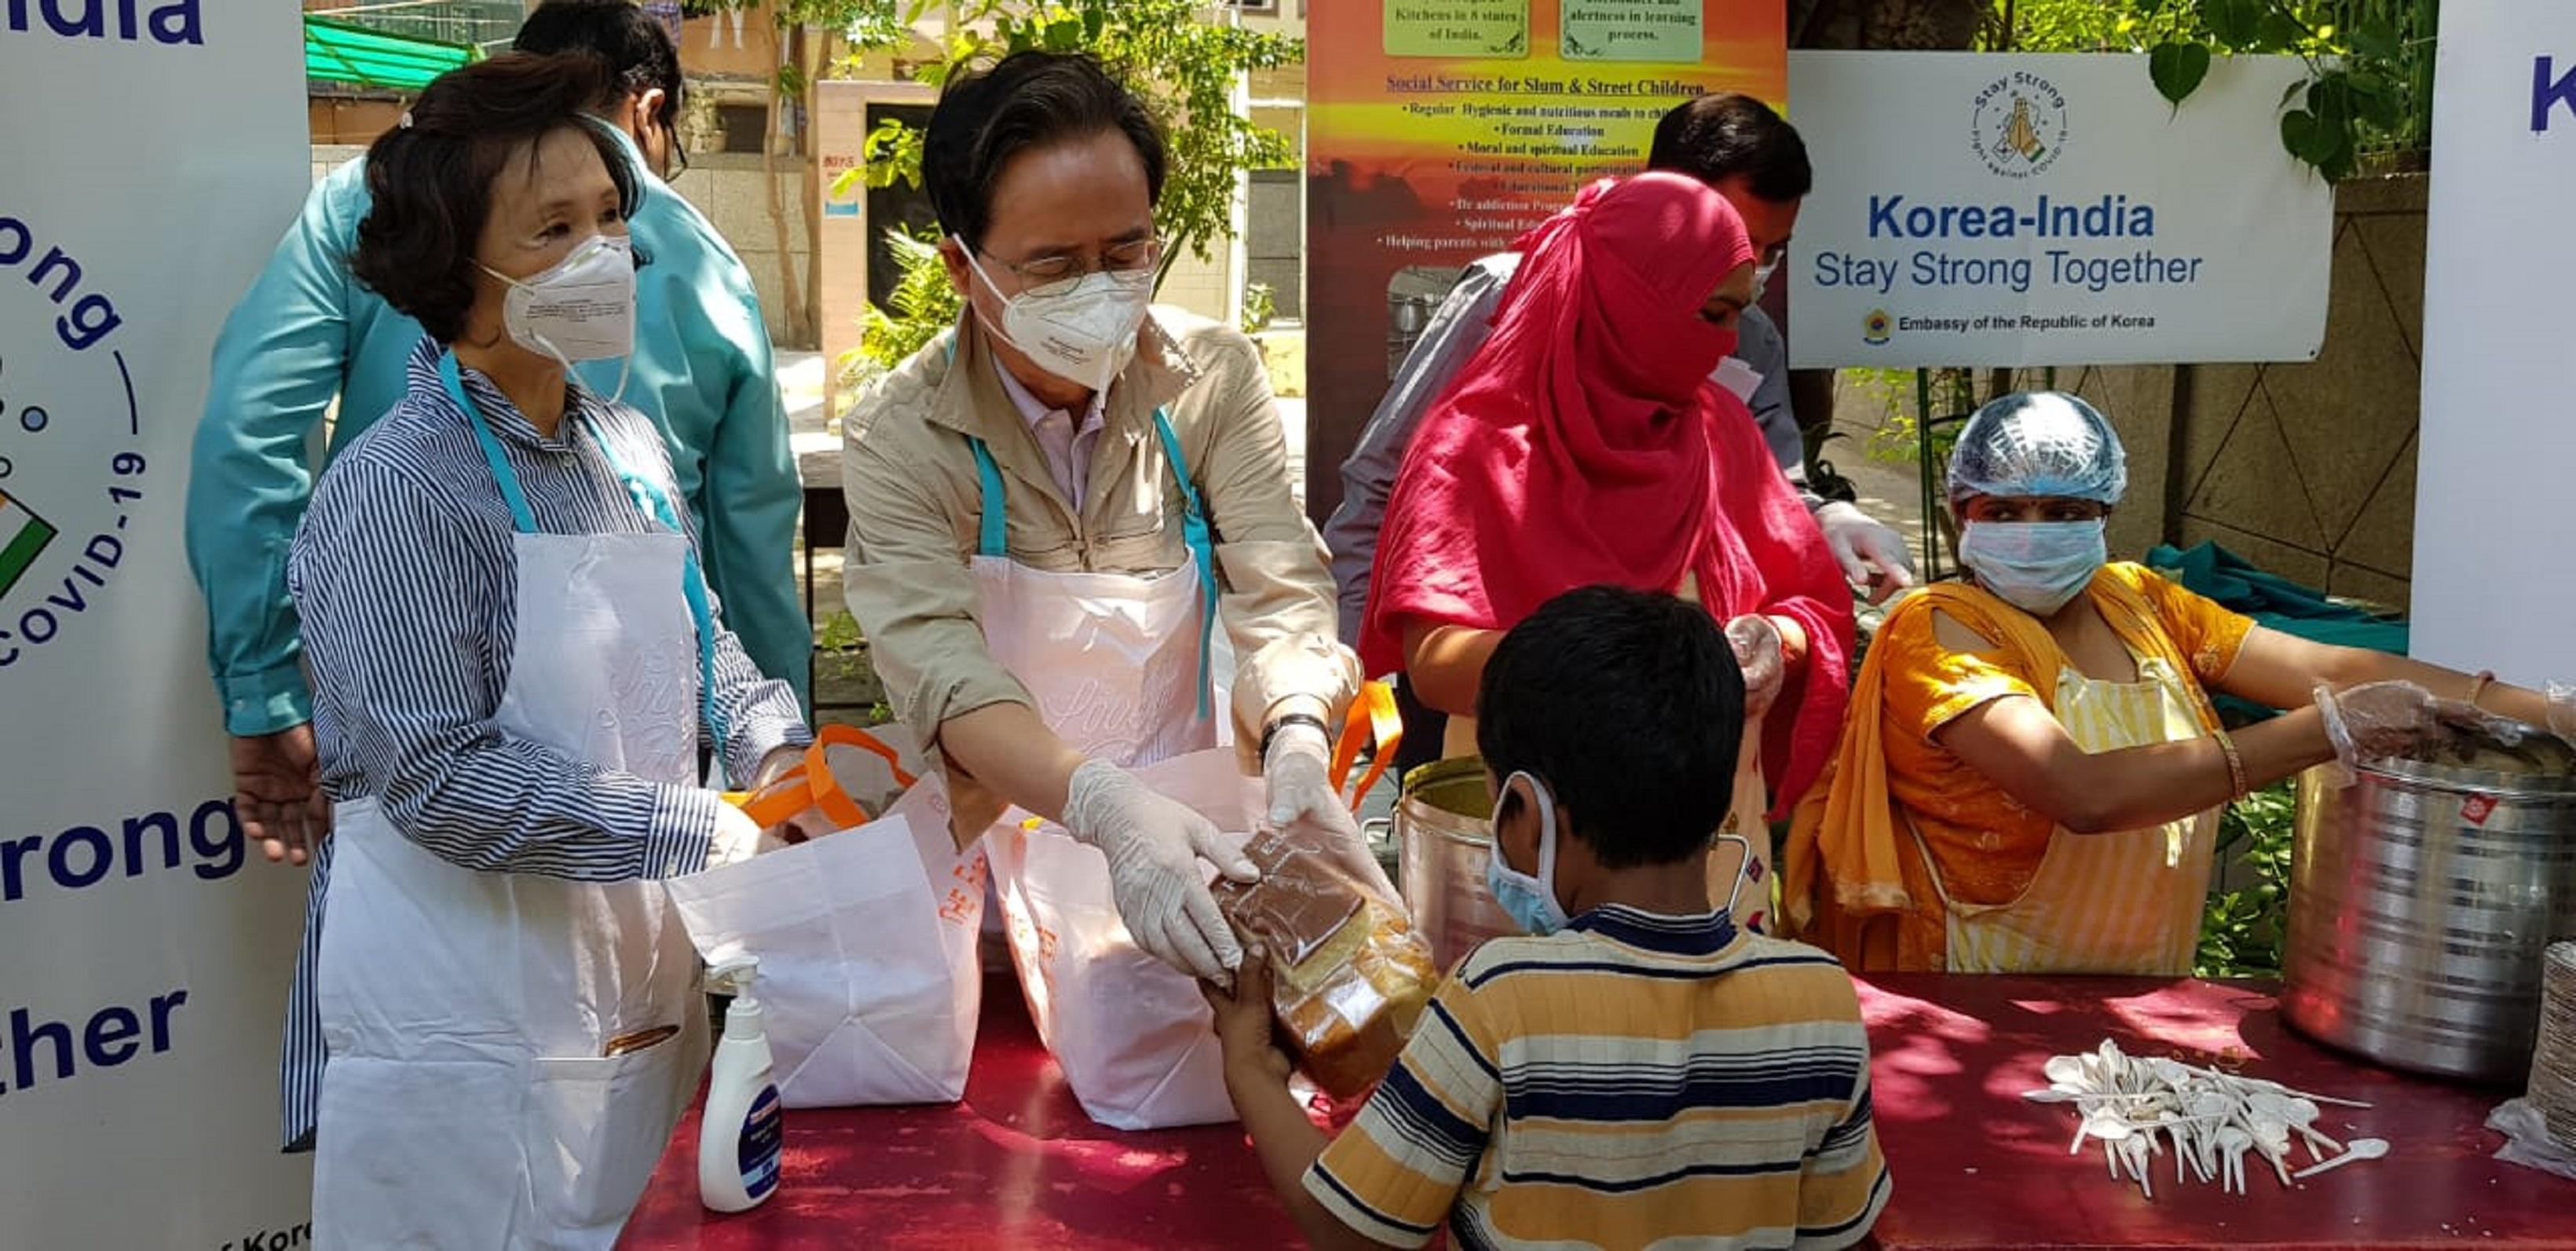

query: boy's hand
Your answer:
[1202,945,1291,1082]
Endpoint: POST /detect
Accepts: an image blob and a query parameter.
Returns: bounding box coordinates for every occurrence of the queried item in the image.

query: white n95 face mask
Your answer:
[481,234,637,364]
[961,240,1153,394]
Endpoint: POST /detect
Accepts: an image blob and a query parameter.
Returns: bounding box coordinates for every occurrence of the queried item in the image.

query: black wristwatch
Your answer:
[1259,711,1333,761]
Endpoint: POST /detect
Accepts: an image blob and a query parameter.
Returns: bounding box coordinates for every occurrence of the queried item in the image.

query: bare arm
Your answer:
[1934,622,2541,834]
[1938,694,2334,834]
[938,701,1086,825]
[1401,620,1505,719]
[2218,627,2550,728]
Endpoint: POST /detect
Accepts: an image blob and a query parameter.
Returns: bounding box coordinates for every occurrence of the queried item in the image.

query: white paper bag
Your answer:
[669,733,986,1108]
[986,748,1259,1131]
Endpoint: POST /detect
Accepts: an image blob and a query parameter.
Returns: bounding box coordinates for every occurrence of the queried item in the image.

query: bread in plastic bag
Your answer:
[1215,826,1438,1098]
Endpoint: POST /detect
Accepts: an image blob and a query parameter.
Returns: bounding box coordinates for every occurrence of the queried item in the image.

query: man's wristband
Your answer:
[1259,711,1331,762]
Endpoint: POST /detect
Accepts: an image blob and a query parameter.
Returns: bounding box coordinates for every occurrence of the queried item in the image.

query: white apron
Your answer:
[312,358,713,1249]
[1913,656,2221,975]
[966,412,1239,1129]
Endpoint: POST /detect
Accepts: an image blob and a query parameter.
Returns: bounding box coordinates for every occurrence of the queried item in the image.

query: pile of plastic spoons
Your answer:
[2024,1040,2386,1198]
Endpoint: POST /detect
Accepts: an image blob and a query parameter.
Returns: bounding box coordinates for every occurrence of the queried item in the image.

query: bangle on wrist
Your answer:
[1260,711,1330,762]
[2465,669,2496,711]
[2212,725,2250,802]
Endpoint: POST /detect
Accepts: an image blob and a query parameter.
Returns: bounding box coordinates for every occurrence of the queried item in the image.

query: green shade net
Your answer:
[306,16,478,93]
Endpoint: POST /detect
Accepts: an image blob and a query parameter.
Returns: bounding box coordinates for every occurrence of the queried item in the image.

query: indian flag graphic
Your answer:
[0,488,58,600]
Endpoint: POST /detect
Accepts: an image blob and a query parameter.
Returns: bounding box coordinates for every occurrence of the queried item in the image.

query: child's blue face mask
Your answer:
[1485,772,1569,936]
[1484,772,1755,937]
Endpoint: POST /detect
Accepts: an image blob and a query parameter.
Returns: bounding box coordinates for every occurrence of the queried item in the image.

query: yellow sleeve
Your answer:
[1877,604,2044,743]
[2124,565,2256,686]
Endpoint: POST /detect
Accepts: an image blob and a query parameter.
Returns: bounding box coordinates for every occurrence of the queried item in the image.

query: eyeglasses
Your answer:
[980,235,1167,294]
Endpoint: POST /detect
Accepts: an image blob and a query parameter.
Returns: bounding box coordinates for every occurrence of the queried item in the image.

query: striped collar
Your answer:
[404,337,602,453]
[1564,903,1740,957]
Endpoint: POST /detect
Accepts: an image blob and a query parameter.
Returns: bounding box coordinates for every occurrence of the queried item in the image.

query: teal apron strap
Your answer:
[968,437,1008,558]
[1150,408,1217,723]
[442,353,537,534]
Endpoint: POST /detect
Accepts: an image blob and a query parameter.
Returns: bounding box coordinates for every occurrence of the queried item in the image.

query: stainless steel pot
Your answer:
[1397,757,1516,974]
[2283,735,2576,1084]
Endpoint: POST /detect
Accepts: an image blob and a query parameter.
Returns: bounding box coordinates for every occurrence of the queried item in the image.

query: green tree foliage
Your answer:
[1998,0,2437,180]
[836,1,1301,383]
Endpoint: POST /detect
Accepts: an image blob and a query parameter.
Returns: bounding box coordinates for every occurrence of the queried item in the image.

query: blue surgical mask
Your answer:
[1959,519,2106,615]
[1484,772,1568,936]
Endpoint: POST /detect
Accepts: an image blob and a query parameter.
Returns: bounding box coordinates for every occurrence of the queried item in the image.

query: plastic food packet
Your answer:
[1214,827,1438,1098]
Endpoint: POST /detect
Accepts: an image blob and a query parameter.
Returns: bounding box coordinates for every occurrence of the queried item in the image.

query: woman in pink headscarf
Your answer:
[1360,172,1853,931]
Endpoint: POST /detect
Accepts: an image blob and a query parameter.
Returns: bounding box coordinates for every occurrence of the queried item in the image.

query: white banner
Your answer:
[0,5,317,1248]
[1786,51,2333,368]
[2410,7,2576,684]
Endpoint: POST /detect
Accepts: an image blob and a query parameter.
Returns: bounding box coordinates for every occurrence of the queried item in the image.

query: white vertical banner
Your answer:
[2412,6,2576,682]
[0,5,317,1248]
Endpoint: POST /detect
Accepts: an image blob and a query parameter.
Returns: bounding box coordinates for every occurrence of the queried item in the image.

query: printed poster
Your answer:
[1304,0,1787,520]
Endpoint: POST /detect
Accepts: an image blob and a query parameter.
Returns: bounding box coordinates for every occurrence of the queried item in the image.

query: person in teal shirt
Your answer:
[187,0,809,866]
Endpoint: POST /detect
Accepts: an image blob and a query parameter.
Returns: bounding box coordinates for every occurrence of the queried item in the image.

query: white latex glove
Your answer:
[1725,614,1787,722]
[2314,680,2437,786]
[707,799,773,869]
[1264,722,1401,907]
[2549,683,2576,745]
[1815,500,1916,604]
[1063,758,1259,982]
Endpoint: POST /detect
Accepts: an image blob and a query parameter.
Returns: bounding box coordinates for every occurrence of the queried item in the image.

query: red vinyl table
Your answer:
[619,973,2571,1249]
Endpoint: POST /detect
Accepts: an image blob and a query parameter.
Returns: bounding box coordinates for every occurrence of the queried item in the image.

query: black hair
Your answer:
[923,50,1167,252]
[1475,586,1747,870]
[351,53,639,346]
[514,0,686,134]
[1647,93,1813,203]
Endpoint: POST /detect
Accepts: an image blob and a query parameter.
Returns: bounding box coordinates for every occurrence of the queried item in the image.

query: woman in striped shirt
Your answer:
[276,54,810,1248]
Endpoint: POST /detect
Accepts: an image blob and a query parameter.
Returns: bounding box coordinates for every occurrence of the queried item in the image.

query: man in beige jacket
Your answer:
[841,50,1371,1016]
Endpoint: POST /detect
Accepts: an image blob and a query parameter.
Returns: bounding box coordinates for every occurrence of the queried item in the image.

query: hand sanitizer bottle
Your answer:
[699,957,782,1213]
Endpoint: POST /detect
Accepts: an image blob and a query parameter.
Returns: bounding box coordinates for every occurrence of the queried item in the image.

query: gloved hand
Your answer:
[1815,501,1917,604]
[2549,683,2576,745]
[707,799,775,869]
[1725,614,1787,722]
[1264,720,1400,906]
[1064,758,1260,983]
[2314,680,2438,786]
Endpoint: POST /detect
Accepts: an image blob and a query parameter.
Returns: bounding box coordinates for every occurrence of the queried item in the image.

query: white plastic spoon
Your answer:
[2291,1137,2390,1181]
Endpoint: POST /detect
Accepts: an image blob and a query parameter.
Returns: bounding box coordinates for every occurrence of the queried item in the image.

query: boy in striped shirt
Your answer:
[1207,586,1890,1250]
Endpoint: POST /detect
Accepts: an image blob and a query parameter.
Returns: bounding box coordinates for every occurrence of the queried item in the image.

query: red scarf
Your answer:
[1361,172,1854,810]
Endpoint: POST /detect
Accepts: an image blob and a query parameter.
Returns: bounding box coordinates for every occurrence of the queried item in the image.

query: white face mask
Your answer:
[1752,258,1780,302]
[961,240,1153,394]
[1959,518,2109,615]
[481,233,636,364]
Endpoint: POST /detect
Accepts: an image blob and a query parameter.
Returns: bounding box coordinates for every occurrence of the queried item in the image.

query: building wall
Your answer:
[2158,175,2428,610]
[671,153,815,348]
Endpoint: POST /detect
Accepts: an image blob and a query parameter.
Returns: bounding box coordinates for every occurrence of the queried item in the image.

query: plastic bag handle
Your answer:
[737,724,918,830]
[1330,681,1404,813]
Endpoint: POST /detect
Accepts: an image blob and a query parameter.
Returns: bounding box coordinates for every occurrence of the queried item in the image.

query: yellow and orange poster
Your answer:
[1304,0,1785,517]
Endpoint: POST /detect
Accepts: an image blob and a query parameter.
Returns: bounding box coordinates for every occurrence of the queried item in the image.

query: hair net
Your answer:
[1946,391,2128,506]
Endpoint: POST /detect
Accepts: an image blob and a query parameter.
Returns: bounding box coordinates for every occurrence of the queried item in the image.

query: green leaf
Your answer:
[2281,76,2309,109]
[2255,10,2305,53]
[2199,0,2263,47]
[2351,17,2401,61]
[2150,42,2213,106]
[2280,107,2317,159]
